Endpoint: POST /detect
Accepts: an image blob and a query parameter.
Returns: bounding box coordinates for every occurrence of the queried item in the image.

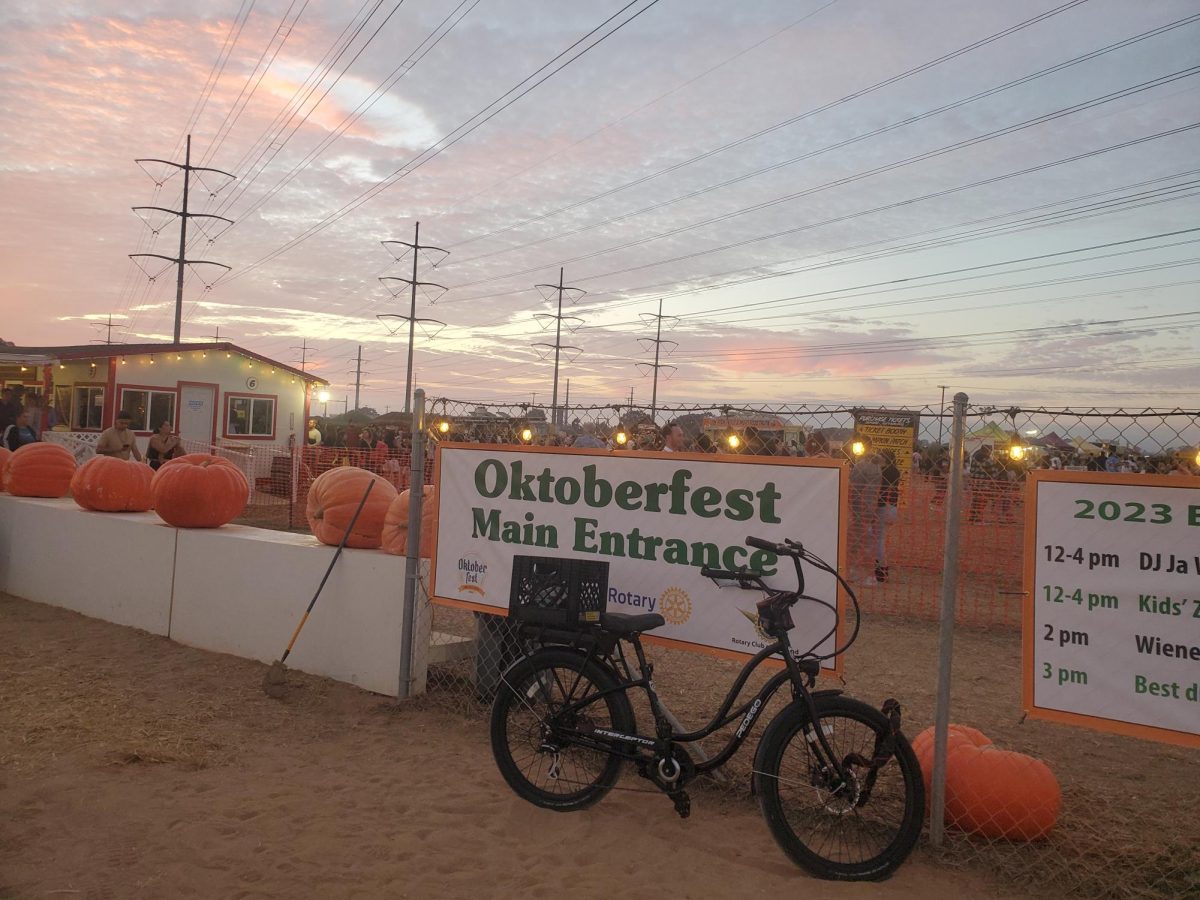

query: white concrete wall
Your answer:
[0,496,414,697]
[0,495,176,635]
[171,526,407,696]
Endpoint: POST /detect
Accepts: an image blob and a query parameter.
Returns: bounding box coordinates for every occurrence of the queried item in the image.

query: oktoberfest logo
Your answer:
[457,555,488,596]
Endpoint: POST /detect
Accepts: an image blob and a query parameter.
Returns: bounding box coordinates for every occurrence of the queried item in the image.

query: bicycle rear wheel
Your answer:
[490,647,635,811]
[753,694,923,880]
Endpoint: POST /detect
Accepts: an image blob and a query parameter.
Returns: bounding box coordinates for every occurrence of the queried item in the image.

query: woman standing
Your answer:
[146,420,182,469]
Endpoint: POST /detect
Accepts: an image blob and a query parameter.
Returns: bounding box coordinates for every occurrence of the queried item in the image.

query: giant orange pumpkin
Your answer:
[151,454,249,527]
[71,455,154,512]
[944,743,1061,840]
[0,446,11,488]
[381,485,435,557]
[5,443,77,497]
[911,724,992,796]
[306,466,396,548]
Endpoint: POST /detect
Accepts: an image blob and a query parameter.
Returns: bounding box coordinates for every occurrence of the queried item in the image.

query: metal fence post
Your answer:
[398,388,427,700]
[930,391,968,847]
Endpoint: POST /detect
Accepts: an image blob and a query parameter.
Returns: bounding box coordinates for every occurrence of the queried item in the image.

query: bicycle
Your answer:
[489,536,924,881]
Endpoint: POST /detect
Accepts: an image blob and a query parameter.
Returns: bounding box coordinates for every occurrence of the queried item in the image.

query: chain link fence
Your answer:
[42,398,1200,896]
[409,397,1199,900]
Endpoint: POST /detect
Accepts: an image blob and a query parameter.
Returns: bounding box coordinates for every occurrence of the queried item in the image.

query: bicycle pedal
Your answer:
[671,790,691,819]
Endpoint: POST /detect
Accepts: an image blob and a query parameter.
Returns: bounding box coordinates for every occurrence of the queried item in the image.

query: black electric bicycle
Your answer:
[489,536,924,881]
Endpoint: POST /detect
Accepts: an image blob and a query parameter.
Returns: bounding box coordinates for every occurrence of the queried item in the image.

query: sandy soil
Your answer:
[0,593,1024,900]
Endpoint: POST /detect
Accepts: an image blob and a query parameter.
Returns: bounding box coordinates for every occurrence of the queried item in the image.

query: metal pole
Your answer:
[173,134,191,344]
[354,344,362,411]
[404,222,420,415]
[937,385,947,446]
[399,388,427,699]
[930,390,968,847]
[550,267,564,434]
[650,298,662,423]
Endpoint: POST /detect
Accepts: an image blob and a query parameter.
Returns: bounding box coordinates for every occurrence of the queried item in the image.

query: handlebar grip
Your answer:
[701,567,741,580]
[746,535,782,553]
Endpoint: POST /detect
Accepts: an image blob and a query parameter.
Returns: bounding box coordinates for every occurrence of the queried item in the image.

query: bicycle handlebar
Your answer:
[746,535,794,555]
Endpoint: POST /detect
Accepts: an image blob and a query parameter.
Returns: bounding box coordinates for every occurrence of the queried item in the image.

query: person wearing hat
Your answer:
[96,411,143,462]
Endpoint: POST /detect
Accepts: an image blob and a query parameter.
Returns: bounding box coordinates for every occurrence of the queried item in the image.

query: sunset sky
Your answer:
[1,0,1197,412]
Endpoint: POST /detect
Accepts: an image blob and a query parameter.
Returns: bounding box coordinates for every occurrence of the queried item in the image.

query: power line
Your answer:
[214,0,667,285]
[446,0,1095,252]
[445,69,1200,291]
[450,14,1200,269]
[198,0,312,167]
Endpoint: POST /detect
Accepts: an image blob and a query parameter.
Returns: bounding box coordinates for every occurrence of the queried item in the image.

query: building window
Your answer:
[73,386,105,430]
[120,389,176,432]
[227,396,275,437]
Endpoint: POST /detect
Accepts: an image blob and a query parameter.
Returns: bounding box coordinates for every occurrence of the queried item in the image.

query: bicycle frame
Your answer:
[522,626,835,776]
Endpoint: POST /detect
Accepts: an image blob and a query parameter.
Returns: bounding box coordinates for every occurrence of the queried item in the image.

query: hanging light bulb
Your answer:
[121,356,127,365]
[727,433,741,450]
[150,354,155,364]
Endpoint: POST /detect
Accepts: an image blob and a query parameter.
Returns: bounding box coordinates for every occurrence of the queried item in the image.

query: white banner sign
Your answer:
[1023,471,1200,748]
[430,444,847,668]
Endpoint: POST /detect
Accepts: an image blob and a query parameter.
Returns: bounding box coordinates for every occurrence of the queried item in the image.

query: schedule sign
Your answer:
[1023,471,1200,748]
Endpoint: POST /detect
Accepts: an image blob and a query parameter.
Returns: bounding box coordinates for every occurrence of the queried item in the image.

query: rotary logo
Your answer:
[738,608,771,641]
[659,587,692,625]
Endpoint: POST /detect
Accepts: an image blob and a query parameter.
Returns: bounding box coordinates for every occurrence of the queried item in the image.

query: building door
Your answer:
[178,383,217,447]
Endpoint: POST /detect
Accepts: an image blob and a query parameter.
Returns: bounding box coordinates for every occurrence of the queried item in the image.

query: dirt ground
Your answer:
[424,598,1200,899]
[0,593,1031,900]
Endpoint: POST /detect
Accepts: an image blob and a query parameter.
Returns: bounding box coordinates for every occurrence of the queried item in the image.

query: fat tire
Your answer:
[753,695,923,881]
[490,647,635,811]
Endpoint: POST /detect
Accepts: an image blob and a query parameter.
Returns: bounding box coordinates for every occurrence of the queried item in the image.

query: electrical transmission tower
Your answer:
[129,135,236,343]
[291,338,316,373]
[532,268,585,430]
[339,345,374,412]
[378,222,449,414]
[636,299,678,424]
[90,314,124,345]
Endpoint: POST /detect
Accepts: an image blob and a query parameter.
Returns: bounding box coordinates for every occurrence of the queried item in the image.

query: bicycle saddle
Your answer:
[599,612,665,635]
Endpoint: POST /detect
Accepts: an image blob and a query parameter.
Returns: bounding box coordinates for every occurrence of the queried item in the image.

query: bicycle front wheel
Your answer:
[753,695,924,881]
[490,647,635,811]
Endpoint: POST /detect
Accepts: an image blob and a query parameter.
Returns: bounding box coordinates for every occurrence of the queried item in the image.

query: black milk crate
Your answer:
[509,555,609,629]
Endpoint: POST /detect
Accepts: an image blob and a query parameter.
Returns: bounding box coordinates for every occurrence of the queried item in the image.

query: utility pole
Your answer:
[90,314,121,345]
[353,344,363,411]
[291,337,314,373]
[379,223,449,414]
[532,268,585,430]
[204,326,222,343]
[564,378,570,425]
[636,299,678,424]
[130,135,236,343]
[938,385,948,446]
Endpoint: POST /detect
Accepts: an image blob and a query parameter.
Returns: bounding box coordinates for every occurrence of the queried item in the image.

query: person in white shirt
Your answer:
[661,422,685,452]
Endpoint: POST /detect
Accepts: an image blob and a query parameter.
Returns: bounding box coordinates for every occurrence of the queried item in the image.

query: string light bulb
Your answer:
[150,354,155,364]
[520,427,534,443]
[1009,445,1027,461]
[437,420,450,434]
[726,434,741,450]
[850,440,866,457]
[614,430,628,446]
